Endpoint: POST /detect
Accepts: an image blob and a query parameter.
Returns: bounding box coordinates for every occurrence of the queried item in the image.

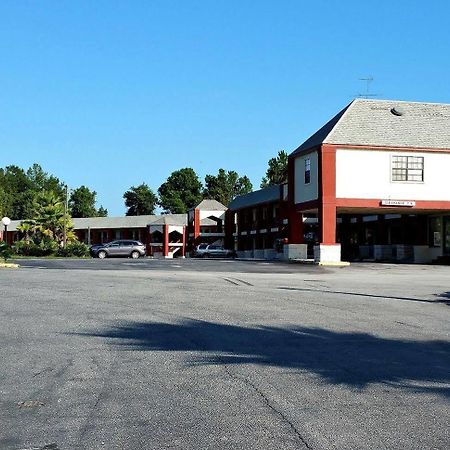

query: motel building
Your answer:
[2,99,450,265]
[2,200,228,259]
[187,199,228,252]
[227,99,450,264]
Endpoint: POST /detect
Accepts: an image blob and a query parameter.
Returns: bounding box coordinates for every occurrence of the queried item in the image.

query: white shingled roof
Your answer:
[7,214,187,231]
[291,98,450,156]
[193,199,227,211]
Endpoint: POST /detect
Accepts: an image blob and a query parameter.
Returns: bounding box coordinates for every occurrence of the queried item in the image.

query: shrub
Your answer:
[13,239,58,256]
[0,242,13,262]
[57,241,89,257]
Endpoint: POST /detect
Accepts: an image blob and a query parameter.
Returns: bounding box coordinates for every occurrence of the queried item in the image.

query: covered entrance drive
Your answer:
[288,205,450,264]
[335,207,450,264]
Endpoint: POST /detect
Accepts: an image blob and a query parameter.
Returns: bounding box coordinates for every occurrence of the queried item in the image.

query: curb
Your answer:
[0,262,20,269]
[317,261,350,267]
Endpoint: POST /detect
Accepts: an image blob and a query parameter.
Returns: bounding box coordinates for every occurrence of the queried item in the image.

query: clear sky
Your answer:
[1,1,449,216]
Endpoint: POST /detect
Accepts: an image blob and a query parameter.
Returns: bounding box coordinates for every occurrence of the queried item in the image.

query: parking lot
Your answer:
[1,259,449,449]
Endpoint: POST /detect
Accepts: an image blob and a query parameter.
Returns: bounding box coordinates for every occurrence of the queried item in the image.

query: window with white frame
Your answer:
[391,156,424,182]
[304,158,311,184]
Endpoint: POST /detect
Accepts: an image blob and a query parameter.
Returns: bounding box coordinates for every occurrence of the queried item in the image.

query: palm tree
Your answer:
[16,220,36,243]
[33,191,75,245]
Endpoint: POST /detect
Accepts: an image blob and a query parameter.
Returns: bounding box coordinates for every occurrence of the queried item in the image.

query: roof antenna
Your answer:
[356,76,378,98]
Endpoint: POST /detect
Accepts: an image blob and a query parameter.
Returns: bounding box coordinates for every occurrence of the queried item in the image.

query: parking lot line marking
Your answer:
[223,278,240,286]
[230,277,254,286]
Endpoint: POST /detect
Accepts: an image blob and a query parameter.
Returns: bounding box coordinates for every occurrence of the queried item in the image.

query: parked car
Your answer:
[193,244,236,258]
[192,243,209,258]
[90,240,146,259]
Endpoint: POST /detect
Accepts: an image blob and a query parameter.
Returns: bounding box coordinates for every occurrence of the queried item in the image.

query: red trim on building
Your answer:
[336,198,450,211]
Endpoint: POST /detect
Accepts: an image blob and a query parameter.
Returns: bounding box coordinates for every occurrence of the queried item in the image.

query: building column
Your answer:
[288,210,304,244]
[283,210,307,260]
[194,209,200,246]
[181,226,186,258]
[163,224,169,258]
[318,203,337,245]
[147,226,152,257]
[315,145,342,264]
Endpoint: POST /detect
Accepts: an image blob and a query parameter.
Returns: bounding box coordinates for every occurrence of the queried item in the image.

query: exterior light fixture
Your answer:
[1,217,11,242]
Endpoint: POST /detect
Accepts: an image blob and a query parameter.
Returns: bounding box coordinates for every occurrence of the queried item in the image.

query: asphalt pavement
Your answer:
[1,259,449,449]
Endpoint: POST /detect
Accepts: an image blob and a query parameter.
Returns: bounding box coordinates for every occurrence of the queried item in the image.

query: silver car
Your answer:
[90,240,146,259]
[194,244,236,258]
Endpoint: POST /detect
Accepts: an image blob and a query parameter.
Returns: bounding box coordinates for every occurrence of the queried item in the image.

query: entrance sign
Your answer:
[380,200,416,207]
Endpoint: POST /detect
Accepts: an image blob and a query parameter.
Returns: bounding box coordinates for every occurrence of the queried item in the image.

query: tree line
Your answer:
[124,150,288,216]
[0,151,287,220]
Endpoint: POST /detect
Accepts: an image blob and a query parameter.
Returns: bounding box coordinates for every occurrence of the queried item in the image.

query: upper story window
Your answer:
[304,158,311,184]
[262,207,267,220]
[273,205,279,219]
[392,156,424,182]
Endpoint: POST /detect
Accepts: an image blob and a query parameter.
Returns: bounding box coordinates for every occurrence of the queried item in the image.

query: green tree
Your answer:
[158,168,203,214]
[124,183,158,216]
[0,165,33,219]
[203,169,253,206]
[0,185,10,218]
[0,164,66,220]
[260,150,288,188]
[26,163,64,198]
[69,185,99,218]
[97,206,108,217]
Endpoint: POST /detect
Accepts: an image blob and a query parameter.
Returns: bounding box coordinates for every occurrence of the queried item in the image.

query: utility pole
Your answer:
[63,184,68,248]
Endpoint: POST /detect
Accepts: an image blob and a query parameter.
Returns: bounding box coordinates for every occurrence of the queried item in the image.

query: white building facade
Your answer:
[288,99,450,264]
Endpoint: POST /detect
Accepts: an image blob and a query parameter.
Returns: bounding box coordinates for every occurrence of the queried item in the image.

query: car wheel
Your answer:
[131,251,140,259]
[98,250,107,259]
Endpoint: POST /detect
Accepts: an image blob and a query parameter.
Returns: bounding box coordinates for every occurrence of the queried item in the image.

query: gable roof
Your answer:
[290,98,450,157]
[200,217,220,226]
[193,199,228,211]
[149,214,187,226]
[228,185,281,210]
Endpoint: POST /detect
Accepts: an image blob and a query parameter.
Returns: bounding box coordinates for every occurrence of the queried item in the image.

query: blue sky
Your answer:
[1,1,449,215]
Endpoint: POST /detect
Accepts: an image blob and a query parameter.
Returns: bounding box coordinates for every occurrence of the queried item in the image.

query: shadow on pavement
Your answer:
[76,319,450,398]
[435,291,450,306]
[279,287,450,305]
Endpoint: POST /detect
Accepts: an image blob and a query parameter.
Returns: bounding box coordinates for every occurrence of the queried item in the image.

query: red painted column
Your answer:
[286,156,304,243]
[194,209,200,243]
[319,145,337,245]
[288,210,304,244]
[163,225,169,257]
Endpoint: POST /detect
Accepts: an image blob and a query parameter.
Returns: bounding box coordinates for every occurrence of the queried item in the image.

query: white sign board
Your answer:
[380,200,416,207]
